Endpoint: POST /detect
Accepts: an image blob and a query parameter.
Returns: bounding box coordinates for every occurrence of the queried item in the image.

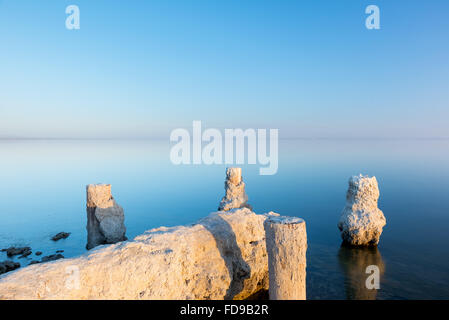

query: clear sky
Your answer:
[0,0,448,139]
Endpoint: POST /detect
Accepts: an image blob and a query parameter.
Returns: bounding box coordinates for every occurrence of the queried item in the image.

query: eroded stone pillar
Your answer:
[338,174,386,246]
[218,168,252,211]
[86,184,127,250]
[264,215,307,300]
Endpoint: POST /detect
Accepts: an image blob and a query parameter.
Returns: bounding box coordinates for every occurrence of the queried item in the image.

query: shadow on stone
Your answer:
[338,244,385,300]
[200,214,251,300]
[245,289,268,300]
[86,184,127,250]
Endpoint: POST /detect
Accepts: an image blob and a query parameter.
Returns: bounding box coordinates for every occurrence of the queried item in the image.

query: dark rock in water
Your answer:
[35,251,43,256]
[52,232,70,241]
[19,248,33,259]
[29,260,40,265]
[1,247,32,257]
[41,254,64,263]
[56,250,64,253]
[0,260,21,275]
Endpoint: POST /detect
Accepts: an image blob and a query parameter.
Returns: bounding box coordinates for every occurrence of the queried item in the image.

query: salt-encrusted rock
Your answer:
[338,175,386,246]
[0,208,275,300]
[218,168,252,211]
[86,184,127,250]
[264,215,307,300]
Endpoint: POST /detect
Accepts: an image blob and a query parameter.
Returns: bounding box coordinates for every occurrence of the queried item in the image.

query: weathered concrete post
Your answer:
[264,215,307,300]
[218,167,252,211]
[86,184,127,250]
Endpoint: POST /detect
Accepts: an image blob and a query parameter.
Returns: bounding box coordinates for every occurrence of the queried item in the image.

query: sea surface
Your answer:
[1,139,448,299]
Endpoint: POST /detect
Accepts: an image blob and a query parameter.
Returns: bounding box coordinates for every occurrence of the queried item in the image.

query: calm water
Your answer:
[1,139,448,299]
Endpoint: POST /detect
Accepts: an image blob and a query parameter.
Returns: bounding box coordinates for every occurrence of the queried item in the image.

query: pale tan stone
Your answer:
[86,184,114,208]
[0,208,278,300]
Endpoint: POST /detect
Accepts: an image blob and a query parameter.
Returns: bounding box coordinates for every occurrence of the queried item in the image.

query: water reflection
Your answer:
[338,245,385,300]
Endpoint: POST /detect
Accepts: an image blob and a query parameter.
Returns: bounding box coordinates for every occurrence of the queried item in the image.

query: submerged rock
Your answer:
[86,184,127,250]
[218,168,252,211]
[18,249,32,259]
[52,232,70,241]
[40,254,64,263]
[35,251,42,256]
[26,254,64,266]
[0,261,20,275]
[338,174,386,246]
[1,247,31,258]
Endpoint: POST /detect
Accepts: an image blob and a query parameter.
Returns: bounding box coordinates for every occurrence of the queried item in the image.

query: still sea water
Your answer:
[1,139,448,299]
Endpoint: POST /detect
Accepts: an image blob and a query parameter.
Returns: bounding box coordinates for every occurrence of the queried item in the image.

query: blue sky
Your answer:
[0,0,448,139]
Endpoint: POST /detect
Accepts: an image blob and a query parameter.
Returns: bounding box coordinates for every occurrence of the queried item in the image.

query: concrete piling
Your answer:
[264,215,307,300]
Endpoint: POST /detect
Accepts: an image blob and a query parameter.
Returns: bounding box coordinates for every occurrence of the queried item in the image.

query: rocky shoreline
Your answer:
[0,232,70,275]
